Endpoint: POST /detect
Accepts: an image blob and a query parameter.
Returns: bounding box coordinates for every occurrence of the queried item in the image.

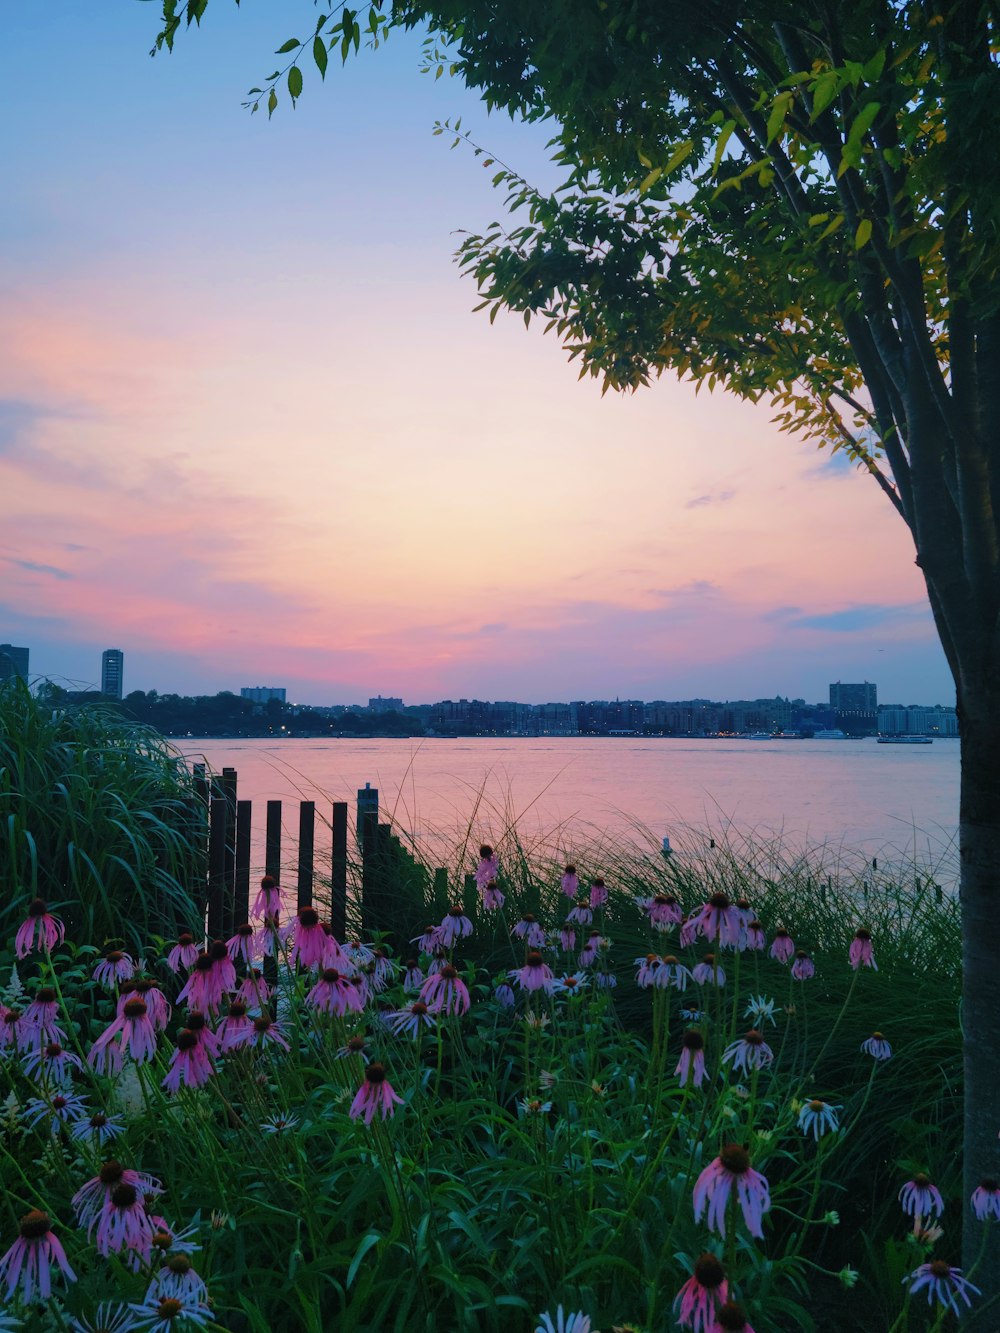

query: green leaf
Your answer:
[711,119,736,175]
[347,1232,381,1288]
[267,89,278,118]
[313,35,328,79]
[275,38,301,54]
[766,90,793,144]
[287,65,303,101]
[855,218,873,249]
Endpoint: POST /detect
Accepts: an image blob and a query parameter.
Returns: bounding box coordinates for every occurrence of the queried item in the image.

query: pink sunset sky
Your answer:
[2,4,951,707]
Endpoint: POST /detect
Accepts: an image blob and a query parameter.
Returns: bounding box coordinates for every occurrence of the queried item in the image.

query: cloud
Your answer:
[778,602,930,632]
[5,557,73,581]
[478,622,506,635]
[685,489,736,509]
[0,399,60,453]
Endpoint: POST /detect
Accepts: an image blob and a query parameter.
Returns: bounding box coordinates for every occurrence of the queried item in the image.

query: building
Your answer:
[240,686,286,704]
[368,696,404,713]
[0,644,29,682]
[829,681,877,711]
[101,648,124,700]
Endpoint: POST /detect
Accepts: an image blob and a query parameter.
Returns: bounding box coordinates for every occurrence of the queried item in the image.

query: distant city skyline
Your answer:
[2,7,955,713]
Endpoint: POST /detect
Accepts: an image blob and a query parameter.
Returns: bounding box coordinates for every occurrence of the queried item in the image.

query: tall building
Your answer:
[240,686,286,704]
[0,644,29,682]
[829,681,877,711]
[101,648,124,699]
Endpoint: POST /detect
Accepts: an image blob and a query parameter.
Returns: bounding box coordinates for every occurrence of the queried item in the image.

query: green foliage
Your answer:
[0,678,204,951]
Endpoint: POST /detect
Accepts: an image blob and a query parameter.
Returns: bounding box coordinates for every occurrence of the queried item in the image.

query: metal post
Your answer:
[265,801,283,881]
[331,802,348,939]
[235,800,252,925]
[207,798,227,942]
[297,801,315,908]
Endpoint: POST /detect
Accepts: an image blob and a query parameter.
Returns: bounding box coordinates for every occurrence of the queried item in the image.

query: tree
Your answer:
[155,0,999,1303]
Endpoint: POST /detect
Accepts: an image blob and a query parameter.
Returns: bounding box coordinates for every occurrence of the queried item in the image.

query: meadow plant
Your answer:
[0,821,970,1331]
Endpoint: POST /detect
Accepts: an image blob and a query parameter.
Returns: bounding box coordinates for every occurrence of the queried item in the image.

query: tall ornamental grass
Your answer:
[0,823,974,1333]
[0,680,205,952]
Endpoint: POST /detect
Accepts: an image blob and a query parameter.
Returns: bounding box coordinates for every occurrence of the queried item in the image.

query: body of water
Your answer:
[175,736,960,883]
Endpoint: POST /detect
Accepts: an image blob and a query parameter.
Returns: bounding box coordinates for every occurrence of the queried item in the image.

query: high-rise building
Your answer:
[240,686,286,704]
[829,681,877,711]
[0,644,29,682]
[101,649,124,699]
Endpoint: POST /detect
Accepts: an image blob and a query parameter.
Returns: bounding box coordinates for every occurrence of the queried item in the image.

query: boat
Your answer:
[877,735,933,744]
[813,729,848,739]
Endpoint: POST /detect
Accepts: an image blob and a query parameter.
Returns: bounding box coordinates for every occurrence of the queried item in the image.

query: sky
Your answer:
[1,3,954,708]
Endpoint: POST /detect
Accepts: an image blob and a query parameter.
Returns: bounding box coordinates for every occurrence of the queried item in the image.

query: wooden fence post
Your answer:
[221,768,238,937]
[297,802,315,908]
[265,801,282,880]
[331,802,348,940]
[235,800,251,925]
[207,798,227,942]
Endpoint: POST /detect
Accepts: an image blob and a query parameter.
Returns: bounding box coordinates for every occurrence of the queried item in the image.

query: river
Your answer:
[174,735,960,884]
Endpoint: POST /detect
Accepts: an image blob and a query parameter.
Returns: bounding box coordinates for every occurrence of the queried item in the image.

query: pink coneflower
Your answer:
[595,970,618,989]
[560,927,578,953]
[510,951,555,994]
[690,892,742,949]
[217,1000,253,1050]
[512,914,547,948]
[692,955,726,986]
[249,1015,290,1052]
[93,1179,157,1257]
[386,1000,437,1040]
[73,1161,162,1234]
[769,927,795,963]
[0,1208,76,1303]
[657,955,693,991]
[290,907,327,970]
[578,931,604,967]
[713,1302,757,1332]
[861,1031,892,1061]
[561,864,580,898]
[234,969,272,1008]
[253,874,282,919]
[679,915,698,948]
[589,877,608,909]
[971,1179,1000,1221]
[162,1031,215,1093]
[176,954,218,1014]
[20,987,65,1050]
[207,939,237,995]
[225,924,256,965]
[321,931,353,973]
[676,1029,708,1089]
[693,1144,771,1238]
[306,968,364,1017]
[426,950,449,975]
[255,913,290,958]
[14,898,65,959]
[743,920,767,952]
[790,951,815,981]
[93,950,136,989]
[349,1062,403,1124]
[899,1173,944,1219]
[372,948,397,987]
[419,964,471,1015]
[122,979,172,1032]
[24,1089,88,1132]
[848,927,877,970]
[166,932,199,973]
[412,925,442,954]
[534,1307,591,1333]
[635,954,664,988]
[476,846,499,888]
[344,939,375,967]
[439,905,473,948]
[566,901,593,926]
[904,1261,980,1315]
[128,1292,212,1331]
[722,1030,774,1075]
[649,893,683,931]
[103,997,158,1065]
[553,972,588,996]
[403,959,423,991]
[89,1016,129,1075]
[494,982,516,1008]
[70,1111,125,1147]
[0,1004,23,1051]
[23,1040,84,1084]
[337,1034,371,1062]
[184,1011,221,1058]
[798,1099,841,1139]
[674,1250,728,1331]
[481,882,505,911]
[148,1250,209,1303]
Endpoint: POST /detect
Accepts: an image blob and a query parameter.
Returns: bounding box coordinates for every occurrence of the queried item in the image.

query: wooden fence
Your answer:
[191,768,458,954]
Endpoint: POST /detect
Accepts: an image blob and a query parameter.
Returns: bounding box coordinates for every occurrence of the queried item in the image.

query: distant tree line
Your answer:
[34,684,426,739]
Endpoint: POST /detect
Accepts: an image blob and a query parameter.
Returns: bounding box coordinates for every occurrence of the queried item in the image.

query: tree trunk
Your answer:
[959,686,1000,1324]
